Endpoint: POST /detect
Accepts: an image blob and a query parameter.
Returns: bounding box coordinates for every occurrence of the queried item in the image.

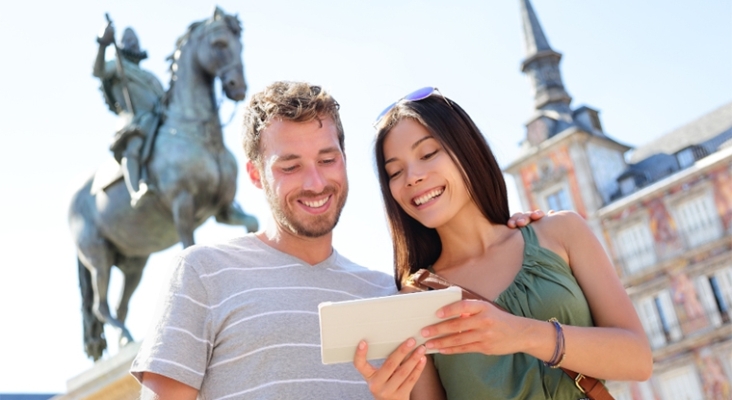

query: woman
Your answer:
[354,88,652,399]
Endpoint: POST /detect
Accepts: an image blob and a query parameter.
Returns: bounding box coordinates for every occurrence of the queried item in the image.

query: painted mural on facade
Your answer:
[695,348,731,400]
[711,166,732,232]
[670,271,710,334]
[518,145,587,217]
[646,198,684,260]
[519,163,539,211]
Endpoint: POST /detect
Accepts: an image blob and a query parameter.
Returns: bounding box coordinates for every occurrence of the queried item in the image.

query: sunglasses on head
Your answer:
[373,86,450,126]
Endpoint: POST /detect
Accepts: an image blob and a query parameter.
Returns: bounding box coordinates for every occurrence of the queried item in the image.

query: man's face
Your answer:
[249,117,348,238]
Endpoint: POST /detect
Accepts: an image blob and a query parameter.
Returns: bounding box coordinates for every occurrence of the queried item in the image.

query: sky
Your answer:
[0,0,730,394]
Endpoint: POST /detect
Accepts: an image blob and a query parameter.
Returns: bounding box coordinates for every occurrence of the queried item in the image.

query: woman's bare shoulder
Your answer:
[530,210,586,234]
[529,211,589,256]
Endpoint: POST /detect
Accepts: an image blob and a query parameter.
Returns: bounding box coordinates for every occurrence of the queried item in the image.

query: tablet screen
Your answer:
[318,287,462,364]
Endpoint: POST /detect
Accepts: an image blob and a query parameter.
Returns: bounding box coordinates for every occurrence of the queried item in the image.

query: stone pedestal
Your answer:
[52,342,141,400]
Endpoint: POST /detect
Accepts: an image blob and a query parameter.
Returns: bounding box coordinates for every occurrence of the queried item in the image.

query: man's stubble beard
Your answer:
[263,180,349,238]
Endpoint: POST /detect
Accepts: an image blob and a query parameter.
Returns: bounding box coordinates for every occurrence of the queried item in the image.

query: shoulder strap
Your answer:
[518,225,540,250]
[405,269,613,400]
[408,269,495,304]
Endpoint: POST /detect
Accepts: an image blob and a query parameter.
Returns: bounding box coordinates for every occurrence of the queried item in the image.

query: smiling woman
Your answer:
[383,118,476,230]
[353,89,653,400]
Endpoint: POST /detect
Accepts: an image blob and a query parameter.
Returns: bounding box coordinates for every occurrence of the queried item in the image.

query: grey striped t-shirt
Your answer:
[131,234,396,399]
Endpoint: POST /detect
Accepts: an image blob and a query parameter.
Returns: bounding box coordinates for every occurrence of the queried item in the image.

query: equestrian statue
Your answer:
[69,7,258,361]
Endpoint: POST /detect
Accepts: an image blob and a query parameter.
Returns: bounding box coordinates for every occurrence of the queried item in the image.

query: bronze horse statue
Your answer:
[69,8,258,361]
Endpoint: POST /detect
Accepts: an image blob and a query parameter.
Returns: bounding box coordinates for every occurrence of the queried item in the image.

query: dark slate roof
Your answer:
[702,126,732,154]
[629,101,732,163]
[617,153,679,185]
[609,101,732,201]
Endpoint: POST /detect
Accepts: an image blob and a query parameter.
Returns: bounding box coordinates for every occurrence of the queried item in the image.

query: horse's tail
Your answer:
[78,257,106,361]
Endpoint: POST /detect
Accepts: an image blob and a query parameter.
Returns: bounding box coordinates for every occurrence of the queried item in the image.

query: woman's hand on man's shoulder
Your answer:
[507,209,549,228]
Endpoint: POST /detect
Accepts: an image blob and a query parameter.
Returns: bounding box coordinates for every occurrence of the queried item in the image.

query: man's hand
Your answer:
[98,23,115,47]
[507,210,551,228]
[354,339,427,400]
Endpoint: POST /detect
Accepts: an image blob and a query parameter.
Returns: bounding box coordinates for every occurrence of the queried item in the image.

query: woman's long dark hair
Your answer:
[374,95,510,289]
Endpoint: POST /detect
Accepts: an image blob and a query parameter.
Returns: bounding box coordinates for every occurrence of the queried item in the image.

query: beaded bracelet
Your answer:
[544,317,566,369]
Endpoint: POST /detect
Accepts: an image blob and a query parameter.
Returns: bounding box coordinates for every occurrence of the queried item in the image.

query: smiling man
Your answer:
[130,81,542,399]
[130,81,397,399]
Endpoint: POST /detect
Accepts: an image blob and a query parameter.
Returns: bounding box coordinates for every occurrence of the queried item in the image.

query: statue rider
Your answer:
[93,22,164,208]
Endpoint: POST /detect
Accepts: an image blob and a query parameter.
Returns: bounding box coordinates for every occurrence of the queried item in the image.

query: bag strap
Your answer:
[405,269,614,400]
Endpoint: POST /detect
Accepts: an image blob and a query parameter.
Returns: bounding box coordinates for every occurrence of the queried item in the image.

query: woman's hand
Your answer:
[507,209,549,228]
[421,300,534,356]
[353,338,427,400]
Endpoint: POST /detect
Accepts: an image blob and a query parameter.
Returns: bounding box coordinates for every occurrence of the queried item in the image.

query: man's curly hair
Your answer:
[242,81,344,166]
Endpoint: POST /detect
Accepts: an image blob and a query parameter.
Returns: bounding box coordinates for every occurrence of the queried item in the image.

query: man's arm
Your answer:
[140,372,198,400]
[131,254,210,398]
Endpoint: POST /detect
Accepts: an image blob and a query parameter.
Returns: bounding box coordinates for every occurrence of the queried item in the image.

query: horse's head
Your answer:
[190,7,247,101]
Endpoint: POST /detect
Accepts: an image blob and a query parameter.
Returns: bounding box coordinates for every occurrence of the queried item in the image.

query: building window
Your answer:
[636,290,681,349]
[614,223,657,275]
[694,274,724,327]
[711,267,732,323]
[676,148,695,168]
[610,385,632,400]
[545,187,573,211]
[637,381,656,400]
[656,290,683,342]
[636,296,666,349]
[610,381,655,400]
[658,365,703,400]
[619,177,636,195]
[674,193,723,248]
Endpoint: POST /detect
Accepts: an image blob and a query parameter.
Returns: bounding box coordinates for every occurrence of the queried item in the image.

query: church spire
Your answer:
[519,0,551,55]
[519,0,571,112]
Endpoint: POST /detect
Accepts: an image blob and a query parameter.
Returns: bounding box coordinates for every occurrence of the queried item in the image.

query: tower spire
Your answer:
[519,0,571,112]
[519,0,551,55]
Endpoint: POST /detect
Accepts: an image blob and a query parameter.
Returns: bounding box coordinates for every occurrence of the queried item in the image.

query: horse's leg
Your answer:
[71,178,116,360]
[115,255,149,347]
[215,200,259,232]
[78,257,106,361]
[79,241,134,345]
[172,191,195,247]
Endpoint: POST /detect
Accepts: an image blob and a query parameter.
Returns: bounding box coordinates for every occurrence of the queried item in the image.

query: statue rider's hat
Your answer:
[119,27,148,62]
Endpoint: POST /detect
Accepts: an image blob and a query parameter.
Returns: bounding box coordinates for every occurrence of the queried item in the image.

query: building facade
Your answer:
[505,1,732,399]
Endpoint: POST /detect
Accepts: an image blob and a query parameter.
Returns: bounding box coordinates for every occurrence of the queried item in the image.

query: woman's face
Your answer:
[382,118,472,229]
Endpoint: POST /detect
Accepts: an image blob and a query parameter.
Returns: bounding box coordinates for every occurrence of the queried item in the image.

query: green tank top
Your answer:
[431,225,595,400]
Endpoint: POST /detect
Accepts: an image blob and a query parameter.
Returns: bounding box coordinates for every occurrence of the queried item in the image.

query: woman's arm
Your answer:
[421,211,652,381]
[537,211,653,380]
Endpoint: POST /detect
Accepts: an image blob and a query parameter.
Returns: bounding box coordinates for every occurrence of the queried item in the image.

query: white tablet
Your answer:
[318,286,462,364]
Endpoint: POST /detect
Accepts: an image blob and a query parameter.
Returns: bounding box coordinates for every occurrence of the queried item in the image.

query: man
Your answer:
[130,81,542,399]
[94,22,165,207]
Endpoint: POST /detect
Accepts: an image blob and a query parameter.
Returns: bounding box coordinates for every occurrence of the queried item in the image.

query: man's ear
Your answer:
[246,161,263,189]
